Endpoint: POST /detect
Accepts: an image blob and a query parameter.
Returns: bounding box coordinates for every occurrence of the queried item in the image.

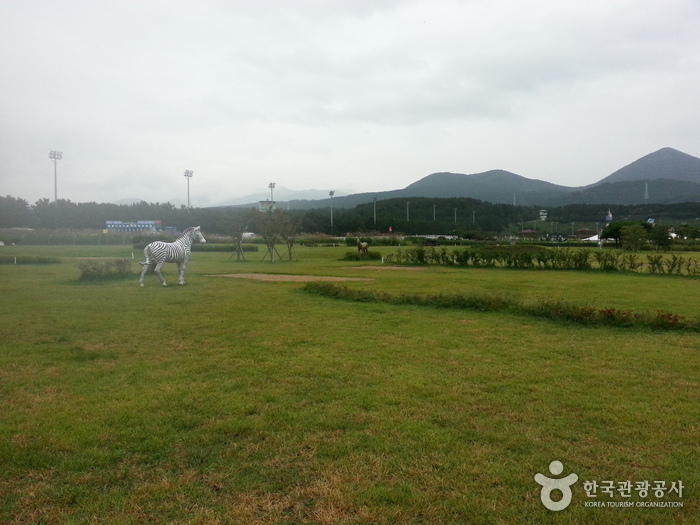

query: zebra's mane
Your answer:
[175,226,200,242]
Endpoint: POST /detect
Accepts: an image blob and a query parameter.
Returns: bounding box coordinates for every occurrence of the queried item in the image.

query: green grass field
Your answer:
[1,244,698,524]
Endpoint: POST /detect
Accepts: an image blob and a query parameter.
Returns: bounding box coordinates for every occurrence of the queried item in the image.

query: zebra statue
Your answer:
[138,226,207,287]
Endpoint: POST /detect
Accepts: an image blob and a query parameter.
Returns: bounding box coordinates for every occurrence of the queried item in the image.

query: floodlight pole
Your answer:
[329,191,335,229]
[183,170,194,209]
[49,150,63,208]
[269,182,276,209]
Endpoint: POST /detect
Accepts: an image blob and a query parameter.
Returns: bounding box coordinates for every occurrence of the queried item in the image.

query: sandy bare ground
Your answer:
[211,273,373,282]
[352,265,426,271]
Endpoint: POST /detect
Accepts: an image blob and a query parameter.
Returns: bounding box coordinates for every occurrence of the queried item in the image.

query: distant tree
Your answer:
[277,211,302,260]
[650,225,672,251]
[300,210,328,233]
[32,198,59,229]
[620,224,649,252]
[221,211,251,260]
[675,223,699,240]
[257,209,283,262]
[601,221,652,247]
[0,195,32,228]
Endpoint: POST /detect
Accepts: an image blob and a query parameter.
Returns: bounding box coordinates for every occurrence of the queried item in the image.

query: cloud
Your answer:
[1,0,699,205]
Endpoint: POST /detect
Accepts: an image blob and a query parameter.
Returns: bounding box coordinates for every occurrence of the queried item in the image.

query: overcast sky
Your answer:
[2,0,699,206]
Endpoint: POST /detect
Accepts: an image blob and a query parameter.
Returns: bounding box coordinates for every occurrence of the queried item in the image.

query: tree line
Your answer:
[2,194,700,240]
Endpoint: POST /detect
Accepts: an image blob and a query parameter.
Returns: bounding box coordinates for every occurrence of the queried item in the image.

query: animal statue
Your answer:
[357,239,369,255]
[138,226,206,287]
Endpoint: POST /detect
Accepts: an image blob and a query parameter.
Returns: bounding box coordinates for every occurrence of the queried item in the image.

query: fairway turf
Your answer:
[0,245,698,524]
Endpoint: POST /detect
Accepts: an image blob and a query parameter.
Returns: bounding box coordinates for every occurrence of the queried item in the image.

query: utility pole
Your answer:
[329,191,335,229]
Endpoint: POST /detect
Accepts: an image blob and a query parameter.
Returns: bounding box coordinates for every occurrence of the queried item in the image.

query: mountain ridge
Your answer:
[118,147,700,209]
[297,147,700,209]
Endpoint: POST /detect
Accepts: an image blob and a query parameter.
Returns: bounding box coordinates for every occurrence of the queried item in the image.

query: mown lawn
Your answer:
[0,245,698,524]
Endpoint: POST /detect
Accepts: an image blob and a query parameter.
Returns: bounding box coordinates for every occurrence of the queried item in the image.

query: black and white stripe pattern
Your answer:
[138,226,206,287]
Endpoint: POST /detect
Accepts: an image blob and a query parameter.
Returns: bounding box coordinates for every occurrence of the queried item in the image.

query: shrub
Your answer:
[619,253,641,272]
[665,254,684,275]
[593,251,619,271]
[342,251,382,261]
[684,258,700,276]
[646,254,665,274]
[404,245,428,265]
[77,259,133,281]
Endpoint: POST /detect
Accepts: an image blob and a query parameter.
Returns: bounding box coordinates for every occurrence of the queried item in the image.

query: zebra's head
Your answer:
[188,226,206,244]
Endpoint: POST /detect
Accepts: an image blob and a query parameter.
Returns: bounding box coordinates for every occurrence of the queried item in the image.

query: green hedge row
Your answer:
[0,255,60,265]
[392,245,700,276]
[303,282,698,331]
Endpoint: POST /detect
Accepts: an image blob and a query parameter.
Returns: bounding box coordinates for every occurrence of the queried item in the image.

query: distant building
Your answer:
[105,220,162,233]
[259,200,275,212]
[575,228,594,239]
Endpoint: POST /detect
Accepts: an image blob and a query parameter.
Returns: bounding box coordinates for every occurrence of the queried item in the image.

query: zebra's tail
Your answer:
[140,245,152,266]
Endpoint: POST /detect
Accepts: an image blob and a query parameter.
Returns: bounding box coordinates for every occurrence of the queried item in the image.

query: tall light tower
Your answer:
[49,150,63,208]
[184,170,193,209]
[329,191,335,229]
[268,182,276,209]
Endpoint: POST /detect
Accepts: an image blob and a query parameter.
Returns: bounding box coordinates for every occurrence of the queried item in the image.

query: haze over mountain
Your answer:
[213,187,349,207]
[117,147,700,209]
[279,147,700,209]
[594,147,700,185]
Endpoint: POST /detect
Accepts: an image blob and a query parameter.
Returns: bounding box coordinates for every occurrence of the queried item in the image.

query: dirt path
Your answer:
[211,273,373,282]
[351,266,425,271]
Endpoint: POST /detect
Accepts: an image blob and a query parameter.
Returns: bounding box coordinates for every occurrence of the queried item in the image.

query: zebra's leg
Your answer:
[154,261,168,286]
[177,261,187,285]
[138,260,150,287]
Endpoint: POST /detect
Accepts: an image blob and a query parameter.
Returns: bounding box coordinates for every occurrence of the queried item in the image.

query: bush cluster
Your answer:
[77,259,133,281]
[343,250,383,261]
[303,282,699,331]
[392,245,700,276]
